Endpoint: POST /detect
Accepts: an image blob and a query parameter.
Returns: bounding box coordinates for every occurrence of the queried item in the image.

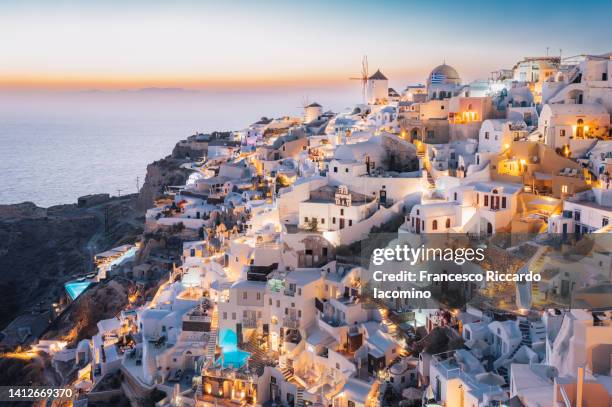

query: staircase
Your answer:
[425,170,436,190]
[241,331,267,374]
[495,320,532,385]
[518,319,532,347]
[204,309,219,363]
[497,365,509,385]
[296,386,305,407]
[281,367,294,381]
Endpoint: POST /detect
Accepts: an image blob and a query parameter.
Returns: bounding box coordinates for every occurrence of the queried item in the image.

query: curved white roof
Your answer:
[411,202,457,218]
[542,102,608,116]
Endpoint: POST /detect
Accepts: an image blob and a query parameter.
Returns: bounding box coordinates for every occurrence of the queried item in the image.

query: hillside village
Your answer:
[18,54,612,407]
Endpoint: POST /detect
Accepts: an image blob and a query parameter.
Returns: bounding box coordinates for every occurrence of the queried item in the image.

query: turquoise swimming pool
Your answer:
[65,281,93,300]
[217,328,250,369]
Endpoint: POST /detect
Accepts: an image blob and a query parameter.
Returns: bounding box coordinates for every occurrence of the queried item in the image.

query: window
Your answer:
[441,106,445,110]
[560,129,566,137]
[223,312,227,320]
[454,192,457,201]
[485,131,490,139]
[446,218,451,228]
[242,292,247,300]
[432,220,438,230]
[340,209,344,216]
[304,217,309,223]
[321,218,325,224]
[298,310,302,318]
[561,185,568,194]
[501,197,507,209]
[603,72,608,81]
[345,168,349,173]
[349,220,353,226]
[332,217,336,224]
[484,195,489,206]
[269,298,272,306]
[276,300,280,307]
[232,312,236,320]
[574,211,581,221]
[333,167,338,173]
[298,288,302,295]
[603,217,609,227]
[256,292,261,300]
[476,194,479,205]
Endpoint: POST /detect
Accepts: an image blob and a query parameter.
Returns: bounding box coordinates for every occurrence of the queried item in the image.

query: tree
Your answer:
[306,218,318,231]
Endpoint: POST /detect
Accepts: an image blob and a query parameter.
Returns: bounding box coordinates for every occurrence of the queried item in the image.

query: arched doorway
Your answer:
[576,119,584,138]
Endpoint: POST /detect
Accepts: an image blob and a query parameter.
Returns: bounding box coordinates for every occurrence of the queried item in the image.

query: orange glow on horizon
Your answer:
[0,71,363,91]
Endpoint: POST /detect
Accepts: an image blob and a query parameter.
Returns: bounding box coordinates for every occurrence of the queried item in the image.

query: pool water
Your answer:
[217,328,250,369]
[65,281,93,300]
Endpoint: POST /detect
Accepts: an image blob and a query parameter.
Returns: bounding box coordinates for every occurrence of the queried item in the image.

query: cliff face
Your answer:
[0,203,98,330]
[0,139,193,332]
[0,196,143,333]
[136,150,191,213]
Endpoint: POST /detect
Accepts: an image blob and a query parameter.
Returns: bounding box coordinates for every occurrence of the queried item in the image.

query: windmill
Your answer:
[297,96,310,121]
[297,96,310,110]
[349,55,369,102]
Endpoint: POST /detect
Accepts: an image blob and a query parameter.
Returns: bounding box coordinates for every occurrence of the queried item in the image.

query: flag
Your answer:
[430,73,446,84]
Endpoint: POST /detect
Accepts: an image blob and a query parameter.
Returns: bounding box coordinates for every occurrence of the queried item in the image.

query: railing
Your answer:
[282,317,300,329]
[243,318,259,329]
[320,316,345,327]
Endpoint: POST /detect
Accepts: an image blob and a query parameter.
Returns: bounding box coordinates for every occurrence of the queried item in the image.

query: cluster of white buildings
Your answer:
[40,52,612,407]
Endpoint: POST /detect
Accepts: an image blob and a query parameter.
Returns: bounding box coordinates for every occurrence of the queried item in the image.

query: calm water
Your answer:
[0,88,358,207]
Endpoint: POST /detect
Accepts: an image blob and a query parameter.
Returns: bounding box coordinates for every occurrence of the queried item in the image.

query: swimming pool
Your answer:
[217,328,250,369]
[65,281,93,301]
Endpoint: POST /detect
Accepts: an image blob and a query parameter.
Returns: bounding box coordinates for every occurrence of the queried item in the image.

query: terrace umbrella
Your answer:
[475,371,506,386]
[402,387,423,400]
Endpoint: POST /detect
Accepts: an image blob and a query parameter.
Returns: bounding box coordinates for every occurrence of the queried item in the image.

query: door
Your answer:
[339,218,345,229]
[379,190,387,205]
[561,280,570,297]
[416,218,420,234]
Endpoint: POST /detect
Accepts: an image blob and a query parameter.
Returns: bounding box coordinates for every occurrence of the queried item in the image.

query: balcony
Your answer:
[282,317,300,329]
[243,318,259,329]
[283,289,296,297]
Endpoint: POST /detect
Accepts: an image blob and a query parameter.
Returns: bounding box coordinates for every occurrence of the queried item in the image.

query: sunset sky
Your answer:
[1,0,611,91]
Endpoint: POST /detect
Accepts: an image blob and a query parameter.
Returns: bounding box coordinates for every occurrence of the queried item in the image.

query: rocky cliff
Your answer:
[0,203,98,330]
[136,148,191,212]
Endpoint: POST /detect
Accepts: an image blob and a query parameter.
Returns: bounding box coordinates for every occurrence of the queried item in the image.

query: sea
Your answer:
[0,87,359,207]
